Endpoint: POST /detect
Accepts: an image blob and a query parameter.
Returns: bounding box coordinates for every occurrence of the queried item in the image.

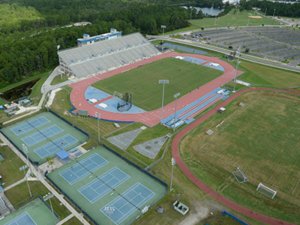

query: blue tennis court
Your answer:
[59,153,108,185]
[34,134,78,159]
[79,167,130,203]
[21,125,63,147]
[4,212,36,225]
[10,116,50,136]
[101,183,155,225]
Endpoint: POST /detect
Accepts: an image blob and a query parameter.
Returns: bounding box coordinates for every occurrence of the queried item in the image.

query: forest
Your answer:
[0,0,213,87]
[240,0,300,17]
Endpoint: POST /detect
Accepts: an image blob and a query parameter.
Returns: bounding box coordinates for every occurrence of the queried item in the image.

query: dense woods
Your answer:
[0,0,206,87]
[240,0,300,17]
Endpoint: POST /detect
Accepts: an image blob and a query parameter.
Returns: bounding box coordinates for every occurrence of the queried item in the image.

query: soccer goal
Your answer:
[256,183,277,199]
[232,167,248,183]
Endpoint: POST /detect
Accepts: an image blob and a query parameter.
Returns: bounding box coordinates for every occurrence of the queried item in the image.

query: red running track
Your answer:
[69,52,241,127]
[172,87,299,225]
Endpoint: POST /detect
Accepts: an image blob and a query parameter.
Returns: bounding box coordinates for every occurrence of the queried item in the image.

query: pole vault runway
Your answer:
[172,87,300,225]
[69,51,240,126]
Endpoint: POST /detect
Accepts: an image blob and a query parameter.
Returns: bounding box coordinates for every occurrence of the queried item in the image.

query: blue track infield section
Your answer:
[79,167,130,203]
[161,88,228,128]
[181,56,206,65]
[85,86,110,101]
[4,213,36,225]
[101,183,155,225]
[0,112,88,164]
[59,153,108,185]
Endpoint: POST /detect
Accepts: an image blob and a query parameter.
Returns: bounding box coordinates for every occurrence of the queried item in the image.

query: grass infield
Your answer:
[93,57,222,111]
[180,91,300,223]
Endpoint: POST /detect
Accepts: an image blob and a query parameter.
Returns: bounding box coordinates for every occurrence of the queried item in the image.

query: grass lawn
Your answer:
[168,9,280,34]
[0,146,25,186]
[238,61,300,88]
[50,74,69,85]
[93,58,222,111]
[62,217,83,225]
[180,91,300,223]
[5,181,71,219]
[0,3,43,29]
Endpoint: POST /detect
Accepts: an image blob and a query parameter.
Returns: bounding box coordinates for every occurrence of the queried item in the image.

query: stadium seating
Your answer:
[58,33,161,78]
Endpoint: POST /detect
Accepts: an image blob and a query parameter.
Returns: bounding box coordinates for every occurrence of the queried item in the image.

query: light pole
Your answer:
[159,80,169,120]
[170,157,176,191]
[273,8,276,18]
[173,92,180,132]
[95,112,101,145]
[233,46,241,93]
[43,193,54,213]
[161,25,166,51]
[22,144,32,198]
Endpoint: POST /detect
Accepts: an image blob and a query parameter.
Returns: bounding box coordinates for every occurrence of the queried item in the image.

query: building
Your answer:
[58,32,161,78]
[77,28,122,47]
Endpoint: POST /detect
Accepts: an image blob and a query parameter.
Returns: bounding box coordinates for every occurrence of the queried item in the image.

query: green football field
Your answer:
[180,91,300,223]
[93,58,222,111]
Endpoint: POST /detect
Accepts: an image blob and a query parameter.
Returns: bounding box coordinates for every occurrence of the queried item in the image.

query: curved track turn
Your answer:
[171,87,300,225]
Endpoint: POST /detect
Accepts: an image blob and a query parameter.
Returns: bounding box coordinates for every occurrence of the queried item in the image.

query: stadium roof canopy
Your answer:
[58,33,160,78]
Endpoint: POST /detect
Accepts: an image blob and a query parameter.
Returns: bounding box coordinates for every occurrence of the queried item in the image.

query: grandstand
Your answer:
[58,33,161,78]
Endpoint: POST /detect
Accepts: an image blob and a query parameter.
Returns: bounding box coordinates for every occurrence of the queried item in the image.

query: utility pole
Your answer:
[95,112,101,145]
[173,92,181,132]
[159,80,170,120]
[170,157,176,191]
[233,46,241,93]
[161,25,167,51]
[22,144,32,198]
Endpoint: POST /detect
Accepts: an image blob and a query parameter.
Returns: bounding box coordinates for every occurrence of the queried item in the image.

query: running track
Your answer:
[70,52,241,127]
[172,87,300,225]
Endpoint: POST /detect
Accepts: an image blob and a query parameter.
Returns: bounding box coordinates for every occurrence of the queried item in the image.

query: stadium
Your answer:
[63,33,238,128]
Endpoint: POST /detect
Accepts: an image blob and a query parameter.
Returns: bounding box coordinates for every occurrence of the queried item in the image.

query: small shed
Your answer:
[56,150,69,160]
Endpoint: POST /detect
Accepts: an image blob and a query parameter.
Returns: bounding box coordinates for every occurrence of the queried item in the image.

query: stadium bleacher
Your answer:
[58,33,161,78]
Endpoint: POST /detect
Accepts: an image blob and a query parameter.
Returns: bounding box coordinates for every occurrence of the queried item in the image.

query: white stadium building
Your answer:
[58,33,160,78]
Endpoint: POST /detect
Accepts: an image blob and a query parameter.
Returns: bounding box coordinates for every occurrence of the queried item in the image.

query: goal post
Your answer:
[232,167,248,183]
[257,183,277,199]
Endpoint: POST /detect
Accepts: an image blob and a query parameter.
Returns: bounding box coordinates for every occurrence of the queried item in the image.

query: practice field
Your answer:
[1,112,88,164]
[48,146,166,225]
[0,198,58,225]
[93,57,222,111]
[180,92,300,223]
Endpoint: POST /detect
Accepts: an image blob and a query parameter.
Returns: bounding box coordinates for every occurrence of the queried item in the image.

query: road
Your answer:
[0,133,90,225]
[149,35,300,73]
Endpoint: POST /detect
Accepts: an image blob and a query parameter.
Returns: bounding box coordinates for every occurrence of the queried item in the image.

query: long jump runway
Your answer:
[172,87,300,225]
[69,52,240,127]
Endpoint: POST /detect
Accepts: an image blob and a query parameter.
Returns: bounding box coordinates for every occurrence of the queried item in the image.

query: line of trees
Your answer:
[240,0,300,17]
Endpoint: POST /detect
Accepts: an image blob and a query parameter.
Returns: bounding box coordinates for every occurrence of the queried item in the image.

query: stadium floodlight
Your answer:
[22,143,32,198]
[43,193,54,213]
[233,46,241,93]
[161,25,167,36]
[159,80,170,120]
[95,112,101,145]
[173,92,181,132]
[170,157,176,191]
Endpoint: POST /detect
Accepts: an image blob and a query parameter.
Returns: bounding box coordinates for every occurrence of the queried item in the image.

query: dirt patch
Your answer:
[248,15,262,19]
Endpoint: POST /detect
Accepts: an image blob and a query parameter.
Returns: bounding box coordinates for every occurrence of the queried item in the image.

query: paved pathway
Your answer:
[171,87,300,225]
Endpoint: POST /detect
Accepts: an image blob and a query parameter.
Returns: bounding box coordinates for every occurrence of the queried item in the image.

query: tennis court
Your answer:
[0,198,58,225]
[1,112,88,164]
[48,146,167,225]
